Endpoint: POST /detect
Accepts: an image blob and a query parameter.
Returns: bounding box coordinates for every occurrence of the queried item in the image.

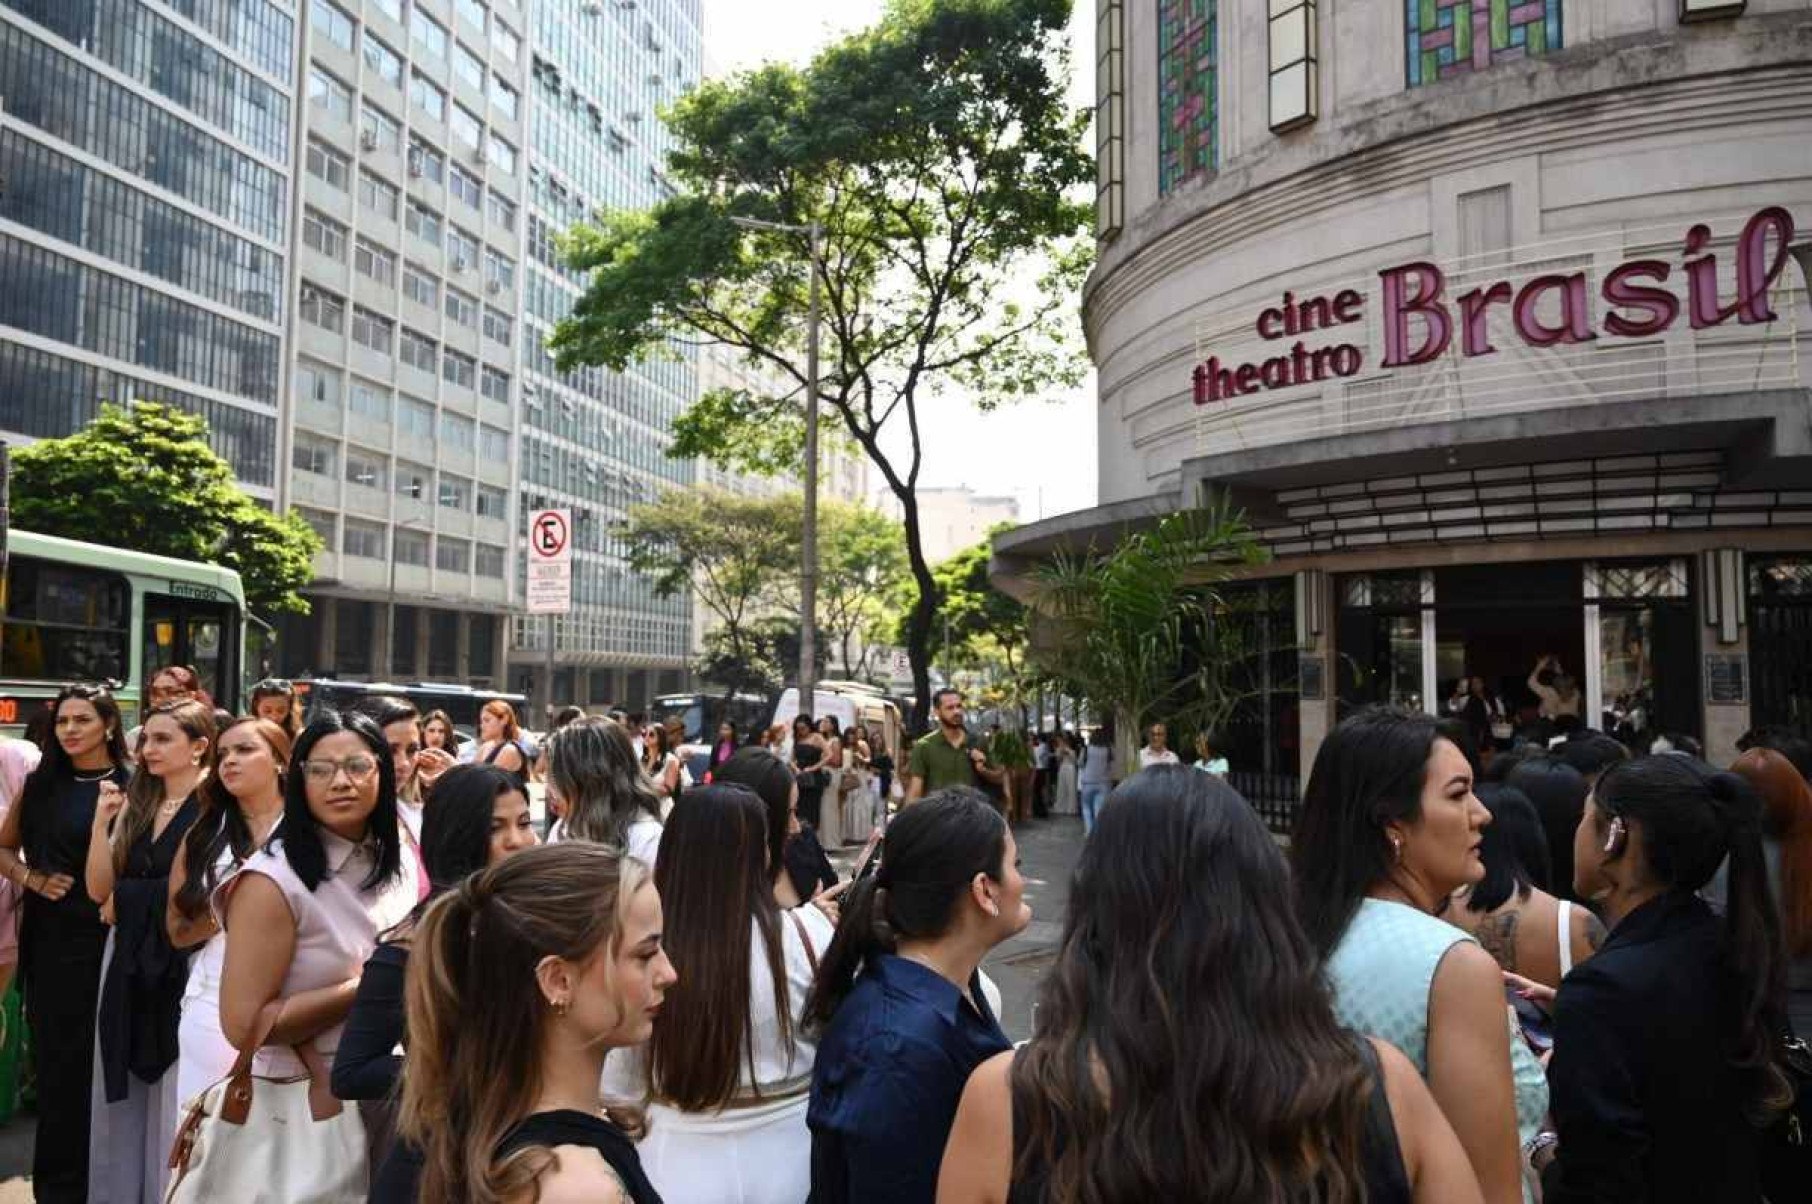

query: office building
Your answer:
[921,486,1021,565]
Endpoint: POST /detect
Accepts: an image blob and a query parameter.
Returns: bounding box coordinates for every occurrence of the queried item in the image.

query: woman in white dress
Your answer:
[165,718,290,1113]
[1054,732,1080,815]
[603,783,835,1204]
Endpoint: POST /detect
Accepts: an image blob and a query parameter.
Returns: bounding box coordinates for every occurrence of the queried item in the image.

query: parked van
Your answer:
[770,681,903,765]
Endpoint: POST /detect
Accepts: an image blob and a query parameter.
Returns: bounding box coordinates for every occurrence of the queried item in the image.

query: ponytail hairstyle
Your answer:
[114,700,215,876]
[280,710,403,893]
[175,718,292,920]
[1290,707,1443,958]
[803,787,1006,1032]
[400,841,649,1204]
[1730,748,1812,958]
[1592,755,1792,1122]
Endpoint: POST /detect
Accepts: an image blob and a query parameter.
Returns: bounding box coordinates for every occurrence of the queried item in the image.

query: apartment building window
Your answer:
[398,397,437,443]
[443,350,477,390]
[438,476,471,512]
[303,209,348,260]
[451,104,483,151]
[350,379,391,422]
[485,191,517,230]
[344,446,389,490]
[445,288,479,329]
[436,536,470,572]
[405,201,443,246]
[344,519,387,560]
[410,8,449,61]
[489,78,519,121]
[359,103,402,153]
[444,413,478,455]
[301,285,345,331]
[455,44,486,93]
[298,508,337,544]
[295,360,339,405]
[410,74,447,124]
[292,434,337,476]
[363,33,404,87]
[358,171,400,220]
[395,528,431,566]
[450,166,484,210]
[475,543,506,578]
[308,66,354,122]
[486,133,516,175]
[396,460,432,499]
[495,23,519,64]
[351,307,395,355]
[355,238,397,287]
[456,0,488,32]
[446,226,481,269]
[476,482,507,518]
[483,248,515,291]
[306,139,351,191]
[479,365,510,404]
[311,0,356,52]
[403,262,439,308]
[400,328,439,374]
[479,426,509,463]
[371,0,403,21]
[481,307,512,346]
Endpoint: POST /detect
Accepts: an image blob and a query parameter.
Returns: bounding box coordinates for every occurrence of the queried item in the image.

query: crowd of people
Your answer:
[0,668,1806,1203]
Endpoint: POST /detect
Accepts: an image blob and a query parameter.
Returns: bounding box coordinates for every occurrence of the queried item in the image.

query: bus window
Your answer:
[143,595,239,709]
[1,558,130,683]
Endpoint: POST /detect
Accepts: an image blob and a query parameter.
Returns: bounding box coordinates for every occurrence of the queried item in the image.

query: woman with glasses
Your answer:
[249,679,302,741]
[0,683,130,1201]
[216,711,417,1191]
[86,700,214,1203]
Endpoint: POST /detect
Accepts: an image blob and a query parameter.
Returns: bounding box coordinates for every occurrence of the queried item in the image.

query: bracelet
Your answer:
[1523,1130,1560,1171]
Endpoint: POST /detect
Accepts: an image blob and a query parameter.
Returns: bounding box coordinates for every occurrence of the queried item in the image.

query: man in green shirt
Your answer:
[905,688,1004,803]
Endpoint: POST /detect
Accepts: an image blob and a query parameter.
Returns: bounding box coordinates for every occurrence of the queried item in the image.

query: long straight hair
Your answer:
[114,700,214,876]
[1731,747,1812,957]
[1016,767,1376,1202]
[546,718,663,847]
[712,747,797,885]
[174,717,292,920]
[20,684,128,816]
[279,711,403,892]
[400,842,647,1204]
[645,784,791,1110]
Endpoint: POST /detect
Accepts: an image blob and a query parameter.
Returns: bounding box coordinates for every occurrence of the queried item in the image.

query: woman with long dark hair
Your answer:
[337,764,539,1202]
[85,700,213,1202]
[941,767,1480,1203]
[1524,754,1794,1201]
[1506,756,1592,904]
[714,747,837,908]
[1291,706,1544,1204]
[603,783,834,1202]
[545,717,663,864]
[805,787,1028,1203]
[216,711,417,1190]
[249,678,303,741]
[398,841,676,1203]
[0,683,129,1200]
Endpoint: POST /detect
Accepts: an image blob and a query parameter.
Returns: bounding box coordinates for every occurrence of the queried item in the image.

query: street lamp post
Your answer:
[729,215,822,708]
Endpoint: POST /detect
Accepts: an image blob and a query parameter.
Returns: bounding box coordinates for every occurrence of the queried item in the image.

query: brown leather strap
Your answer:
[218,999,345,1125]
[788,908,820,978]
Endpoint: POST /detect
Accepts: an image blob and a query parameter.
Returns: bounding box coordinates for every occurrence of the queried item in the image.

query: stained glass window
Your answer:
[1405,0,1562,88]
[1159,0,1216,193]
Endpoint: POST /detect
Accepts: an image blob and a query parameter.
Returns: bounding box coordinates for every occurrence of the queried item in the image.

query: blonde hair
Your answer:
[400,842,649,1204]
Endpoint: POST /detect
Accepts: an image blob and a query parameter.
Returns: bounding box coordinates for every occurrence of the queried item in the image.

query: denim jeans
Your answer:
[1080,784,1109,835]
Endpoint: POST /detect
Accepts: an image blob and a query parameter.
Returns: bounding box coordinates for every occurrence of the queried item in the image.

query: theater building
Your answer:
[992,0,1812,820]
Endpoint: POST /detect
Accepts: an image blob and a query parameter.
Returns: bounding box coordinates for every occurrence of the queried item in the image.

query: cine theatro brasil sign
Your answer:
[1192,207,1797,405]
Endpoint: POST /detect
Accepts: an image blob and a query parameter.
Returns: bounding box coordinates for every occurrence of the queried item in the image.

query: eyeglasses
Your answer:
[300,755,379,783]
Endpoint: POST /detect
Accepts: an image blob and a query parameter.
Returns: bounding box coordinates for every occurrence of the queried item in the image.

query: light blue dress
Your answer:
[1325,898,1548,1200]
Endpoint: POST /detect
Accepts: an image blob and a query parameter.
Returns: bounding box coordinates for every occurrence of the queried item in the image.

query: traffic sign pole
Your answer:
[526,509,573,721]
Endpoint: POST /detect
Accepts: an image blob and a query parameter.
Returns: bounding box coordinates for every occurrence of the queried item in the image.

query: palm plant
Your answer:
[1030,497,1268,770]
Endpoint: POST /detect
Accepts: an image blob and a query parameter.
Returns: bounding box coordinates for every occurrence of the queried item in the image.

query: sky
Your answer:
[697,0,1100,524]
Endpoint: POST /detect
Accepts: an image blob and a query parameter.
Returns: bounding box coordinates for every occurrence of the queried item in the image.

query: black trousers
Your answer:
[23,906,107,1204]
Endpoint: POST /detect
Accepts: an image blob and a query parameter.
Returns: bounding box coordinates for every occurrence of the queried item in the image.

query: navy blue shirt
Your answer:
[808,954,1011,1204]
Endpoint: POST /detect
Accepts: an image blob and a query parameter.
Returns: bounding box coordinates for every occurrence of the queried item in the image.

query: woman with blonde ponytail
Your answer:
[396,841,675,1204]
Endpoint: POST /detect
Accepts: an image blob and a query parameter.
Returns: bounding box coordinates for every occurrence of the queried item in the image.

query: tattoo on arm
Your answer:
[1584,910,1608,951]
[1474,911,1519,974]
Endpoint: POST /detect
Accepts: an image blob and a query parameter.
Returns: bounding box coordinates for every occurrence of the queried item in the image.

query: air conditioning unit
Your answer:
[580,1,603,14]
[472,146,486,165]
[359,129,379,150]
[453,256,470,272]
[407,160,423,178]
[300,284,320,304]
[486,280,503,296]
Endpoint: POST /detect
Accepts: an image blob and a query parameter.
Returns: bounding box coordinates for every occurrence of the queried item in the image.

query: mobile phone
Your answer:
[1508,986,1554,1055]
[852,827,884,883]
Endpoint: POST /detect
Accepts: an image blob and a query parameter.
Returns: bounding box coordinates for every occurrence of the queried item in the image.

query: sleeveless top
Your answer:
[1006,1037,1409,1202]
[1326,899,1549,1191]
[497,1110,663,1204]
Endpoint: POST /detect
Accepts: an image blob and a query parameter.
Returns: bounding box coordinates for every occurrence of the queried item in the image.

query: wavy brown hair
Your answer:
[114,700,214,876]
[174,718,291,920]
[1731,747,1812,958]
[400,841,648,1204]
[1014,767,1377,1203]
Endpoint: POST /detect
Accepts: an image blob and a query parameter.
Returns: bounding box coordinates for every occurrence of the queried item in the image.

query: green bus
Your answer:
[0,530,249,729]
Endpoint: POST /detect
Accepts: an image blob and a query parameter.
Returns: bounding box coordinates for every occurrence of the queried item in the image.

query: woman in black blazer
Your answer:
[1529,755,1793,1203]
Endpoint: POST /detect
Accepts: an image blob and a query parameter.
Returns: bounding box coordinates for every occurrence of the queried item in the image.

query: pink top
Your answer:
[217,828,418,1076]
[0,739,42,964]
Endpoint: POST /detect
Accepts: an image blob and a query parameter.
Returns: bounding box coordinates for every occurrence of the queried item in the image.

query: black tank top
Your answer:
[496,1110,663,1204]
[1006,1038,1412,1203]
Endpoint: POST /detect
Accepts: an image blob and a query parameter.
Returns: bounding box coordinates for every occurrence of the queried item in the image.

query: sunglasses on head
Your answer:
[253,678,294,695]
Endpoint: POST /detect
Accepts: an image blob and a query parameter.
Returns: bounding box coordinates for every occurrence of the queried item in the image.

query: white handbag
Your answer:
[165,1003,367,1204]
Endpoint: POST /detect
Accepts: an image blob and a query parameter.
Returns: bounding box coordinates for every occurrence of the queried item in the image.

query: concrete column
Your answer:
[1699,547,1751,767]
[412,608,431,681]
[1296,568,1337,782]
[490,617,509,687]
[455,613,472,683]
[315,598,337,677]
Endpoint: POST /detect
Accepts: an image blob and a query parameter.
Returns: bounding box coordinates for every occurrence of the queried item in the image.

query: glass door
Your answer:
[143,594,240,710]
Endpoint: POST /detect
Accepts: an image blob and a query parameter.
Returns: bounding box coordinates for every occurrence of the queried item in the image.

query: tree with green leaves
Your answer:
[549,0,1093,729]
[1030,500,1269,767]
[931,528,1031,678]
[11,402,321,614]
[818,500,910,679]
[621,486,801,696]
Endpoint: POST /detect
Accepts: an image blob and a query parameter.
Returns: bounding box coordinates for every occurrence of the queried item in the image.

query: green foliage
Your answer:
[1030,497,1268,751]
[549,0,1094,729]
[10,402,321,614]
[926,527,1029,675]
[987,727,1032,770]
[621,486,801,647]
[818,500,910,678]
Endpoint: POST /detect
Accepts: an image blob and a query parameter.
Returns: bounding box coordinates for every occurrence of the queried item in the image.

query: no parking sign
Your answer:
[526,508,572,615]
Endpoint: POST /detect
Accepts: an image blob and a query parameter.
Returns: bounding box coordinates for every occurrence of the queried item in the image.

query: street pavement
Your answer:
[0,812,1084,1198]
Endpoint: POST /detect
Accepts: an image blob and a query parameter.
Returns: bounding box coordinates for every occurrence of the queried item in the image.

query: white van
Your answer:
[770,681,903,764]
